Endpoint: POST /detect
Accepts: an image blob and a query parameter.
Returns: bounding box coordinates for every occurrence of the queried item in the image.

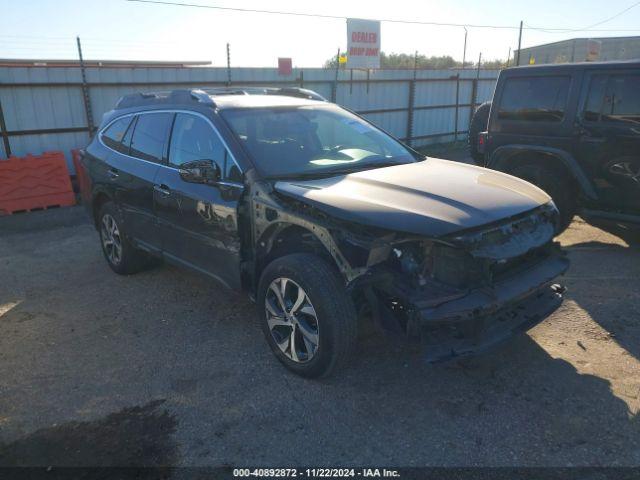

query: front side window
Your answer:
[221,105,416,178]
[168,113,241,182]
[102,116,133,153]
[130,112,173,163]
[498,76,570,122]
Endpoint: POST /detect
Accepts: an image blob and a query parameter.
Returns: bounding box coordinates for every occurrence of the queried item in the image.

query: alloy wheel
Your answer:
[101,214,123,266]
[265,277,319,363]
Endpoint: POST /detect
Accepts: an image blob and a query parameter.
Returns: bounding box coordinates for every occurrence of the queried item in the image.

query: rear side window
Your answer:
[130,113,173,163]
[498,76,570,122]
[102,117,133,153]
[584,74,640,123]
[602,74,640,123]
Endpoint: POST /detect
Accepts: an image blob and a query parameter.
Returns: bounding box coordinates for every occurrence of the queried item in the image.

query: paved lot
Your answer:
[0,204,639,468]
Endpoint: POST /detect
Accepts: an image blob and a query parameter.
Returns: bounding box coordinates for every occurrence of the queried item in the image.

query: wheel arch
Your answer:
[254,222,342,287]
[91,190,114,228]
[487,145,597,200]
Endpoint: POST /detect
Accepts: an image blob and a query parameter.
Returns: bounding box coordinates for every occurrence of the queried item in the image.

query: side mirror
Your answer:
[179,159,221,184]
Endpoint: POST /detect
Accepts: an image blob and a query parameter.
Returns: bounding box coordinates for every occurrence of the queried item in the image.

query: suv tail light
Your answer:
[477,131,488,157]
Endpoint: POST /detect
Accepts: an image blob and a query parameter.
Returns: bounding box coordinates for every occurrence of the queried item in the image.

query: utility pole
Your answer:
[462,27,467,69]
[506,47,511,67]
[476,52,482,79]
[516,20,523,66]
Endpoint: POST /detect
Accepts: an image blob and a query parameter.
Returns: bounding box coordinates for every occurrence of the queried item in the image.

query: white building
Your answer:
[514,36,640,66]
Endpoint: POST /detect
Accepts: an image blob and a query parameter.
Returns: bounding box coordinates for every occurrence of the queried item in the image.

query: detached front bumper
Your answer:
[414,255,569,362]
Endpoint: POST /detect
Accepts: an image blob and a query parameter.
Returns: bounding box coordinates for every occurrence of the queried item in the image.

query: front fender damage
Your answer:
[249,181,568,361]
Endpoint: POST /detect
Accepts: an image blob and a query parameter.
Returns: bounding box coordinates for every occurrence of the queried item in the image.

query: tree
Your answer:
[323,51,506,70]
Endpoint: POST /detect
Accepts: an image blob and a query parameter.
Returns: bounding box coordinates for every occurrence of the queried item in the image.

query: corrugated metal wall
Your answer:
[0,66,498,171]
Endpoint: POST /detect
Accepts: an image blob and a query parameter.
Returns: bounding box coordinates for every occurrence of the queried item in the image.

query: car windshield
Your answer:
[221,105,418,178]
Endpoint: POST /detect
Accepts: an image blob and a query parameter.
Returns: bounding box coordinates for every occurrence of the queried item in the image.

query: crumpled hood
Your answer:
[274,158,552,237]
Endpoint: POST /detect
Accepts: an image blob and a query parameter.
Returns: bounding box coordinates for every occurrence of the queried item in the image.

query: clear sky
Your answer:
[2,0,640,67]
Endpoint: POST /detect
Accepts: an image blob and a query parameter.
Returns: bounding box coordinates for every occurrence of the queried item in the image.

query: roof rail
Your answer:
[115,89,214,110]
[202,86,327,102]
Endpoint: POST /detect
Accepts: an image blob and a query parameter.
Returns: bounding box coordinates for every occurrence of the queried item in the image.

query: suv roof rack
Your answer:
[115,86,327,110]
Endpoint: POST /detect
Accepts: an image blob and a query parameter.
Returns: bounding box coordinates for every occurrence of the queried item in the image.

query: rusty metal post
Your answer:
[468,78,478,128]
[226,43,232,86]
[0,97,11,158]
[76,36,94,135]
[516,21,523,66]
[406,78,416,147]
[331,48,340,102]
[454,73,460,142]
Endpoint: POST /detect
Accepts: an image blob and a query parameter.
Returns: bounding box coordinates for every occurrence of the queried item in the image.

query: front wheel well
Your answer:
[92,192,112,228]
[255,224,336,280]
[497,151,579,192]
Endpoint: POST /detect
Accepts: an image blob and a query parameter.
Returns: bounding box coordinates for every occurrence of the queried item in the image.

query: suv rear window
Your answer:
[498,76,570,122]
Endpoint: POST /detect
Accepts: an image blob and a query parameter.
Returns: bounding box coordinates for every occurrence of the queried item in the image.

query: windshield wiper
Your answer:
[269,159,415,181]
[324,159,409,175]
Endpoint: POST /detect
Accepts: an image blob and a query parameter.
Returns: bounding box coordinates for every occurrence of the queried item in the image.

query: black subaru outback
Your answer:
[78,87,568,378]
[470,61,640,233]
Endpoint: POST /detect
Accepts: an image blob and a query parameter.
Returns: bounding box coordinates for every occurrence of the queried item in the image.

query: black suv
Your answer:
[78,87,569,378]
[470,61,640,233]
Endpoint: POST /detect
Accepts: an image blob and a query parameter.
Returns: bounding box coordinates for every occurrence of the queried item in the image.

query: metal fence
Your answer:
[0,66,498,171]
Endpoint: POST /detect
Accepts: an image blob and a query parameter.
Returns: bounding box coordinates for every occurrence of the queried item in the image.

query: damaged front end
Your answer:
[346,203,569,362]
[254,180,568,363]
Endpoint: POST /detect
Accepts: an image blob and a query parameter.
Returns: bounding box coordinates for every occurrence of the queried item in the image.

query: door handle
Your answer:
[154,184,171,197]
[107,168,119,179]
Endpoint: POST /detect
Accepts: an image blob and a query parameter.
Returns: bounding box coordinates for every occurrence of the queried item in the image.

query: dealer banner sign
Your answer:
[347,18,380,69]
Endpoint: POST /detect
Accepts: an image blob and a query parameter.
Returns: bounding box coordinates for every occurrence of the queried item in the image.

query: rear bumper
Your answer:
[415,255,569,362]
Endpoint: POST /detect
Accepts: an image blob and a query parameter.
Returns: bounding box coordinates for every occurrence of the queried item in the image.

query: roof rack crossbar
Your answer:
[115,89,214,109]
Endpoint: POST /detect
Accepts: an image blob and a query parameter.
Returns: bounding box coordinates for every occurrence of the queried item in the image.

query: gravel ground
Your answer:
[0,203,638,468]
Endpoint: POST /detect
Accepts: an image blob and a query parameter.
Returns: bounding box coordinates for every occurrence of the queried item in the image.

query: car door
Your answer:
[575,70,640,214]
[154,111,244,289]
[107,111,173,252]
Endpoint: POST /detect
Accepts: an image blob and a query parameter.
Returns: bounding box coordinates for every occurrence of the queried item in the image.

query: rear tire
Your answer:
[257,253,357,378]
[511,163,577,234]
[98,201,156,275]
[468,101,491,164]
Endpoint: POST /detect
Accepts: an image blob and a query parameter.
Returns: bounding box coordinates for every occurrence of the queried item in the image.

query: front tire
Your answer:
[98,202,155,275]
[257,254,357,378]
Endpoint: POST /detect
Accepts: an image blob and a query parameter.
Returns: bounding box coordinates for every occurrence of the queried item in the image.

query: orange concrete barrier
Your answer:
[0,151,75,215]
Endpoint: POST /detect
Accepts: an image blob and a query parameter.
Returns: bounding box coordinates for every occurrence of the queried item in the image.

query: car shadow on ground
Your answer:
[0,400,178,474]
[340,328,639,464]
